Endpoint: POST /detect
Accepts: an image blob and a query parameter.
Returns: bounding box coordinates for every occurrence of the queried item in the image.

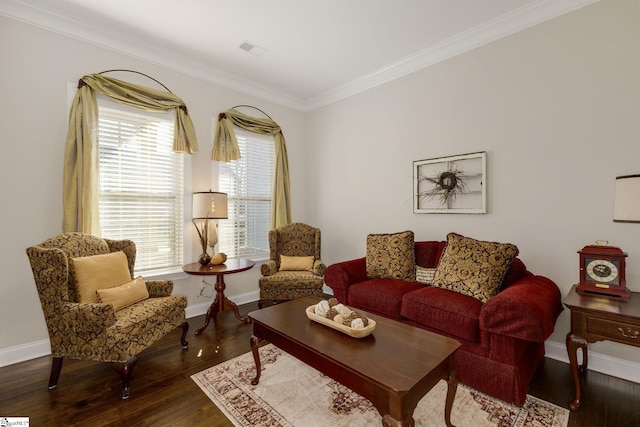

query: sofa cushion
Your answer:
[432,233,519,303]
[349,279,424,319]
[366,230,415,281]
[401,286,483,342]
[414,241,447,267]
[72,251,132,303]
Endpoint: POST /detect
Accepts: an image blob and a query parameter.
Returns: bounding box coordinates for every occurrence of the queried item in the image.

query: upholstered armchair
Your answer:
[258,223,326,308]
[26,232,189,399]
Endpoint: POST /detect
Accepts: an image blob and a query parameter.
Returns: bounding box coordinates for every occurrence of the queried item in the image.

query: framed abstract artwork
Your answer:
[413,151,486,214]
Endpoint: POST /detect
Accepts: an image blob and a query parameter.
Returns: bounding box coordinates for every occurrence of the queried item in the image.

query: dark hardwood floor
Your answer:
[1,300,638,426]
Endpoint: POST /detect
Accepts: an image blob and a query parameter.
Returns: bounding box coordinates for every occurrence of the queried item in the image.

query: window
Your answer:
[218,129,274,259]
[97,105,184,274]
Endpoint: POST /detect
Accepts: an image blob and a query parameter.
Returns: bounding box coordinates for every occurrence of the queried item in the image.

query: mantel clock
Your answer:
[577,242,630,299]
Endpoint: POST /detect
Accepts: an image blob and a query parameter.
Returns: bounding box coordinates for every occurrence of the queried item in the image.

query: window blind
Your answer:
[218,129,274,259]
[98,106,184,274]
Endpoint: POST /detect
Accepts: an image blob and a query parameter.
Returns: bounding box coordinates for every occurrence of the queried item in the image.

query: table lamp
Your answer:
[614,175,640,223]
[193,191,228,265]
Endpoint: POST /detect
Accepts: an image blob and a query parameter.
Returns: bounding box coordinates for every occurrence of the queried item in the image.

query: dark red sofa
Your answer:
[324,240,563,406]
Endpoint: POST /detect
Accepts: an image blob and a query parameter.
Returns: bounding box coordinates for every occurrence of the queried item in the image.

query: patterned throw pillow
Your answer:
[431,233,519,303]
[415,266,437,285]
[366,231,415,281]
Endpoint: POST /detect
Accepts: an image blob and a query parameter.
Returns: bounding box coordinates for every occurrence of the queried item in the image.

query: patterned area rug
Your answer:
[191,344,568,427]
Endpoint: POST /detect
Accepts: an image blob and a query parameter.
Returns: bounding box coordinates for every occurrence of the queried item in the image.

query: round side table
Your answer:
[183,258,255,335]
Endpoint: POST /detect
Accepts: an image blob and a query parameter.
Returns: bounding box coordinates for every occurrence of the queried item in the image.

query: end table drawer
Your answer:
[587,317,640,345]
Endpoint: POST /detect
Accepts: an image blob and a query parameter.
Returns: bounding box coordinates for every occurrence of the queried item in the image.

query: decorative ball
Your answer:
[328,297,340,307]
[326,307,338,319]
[357,314,369,327]
[339,306,352,318]
[333,314,345,324]
[351,318,365,329]
[334,303,345,313]
[315,300,330,317]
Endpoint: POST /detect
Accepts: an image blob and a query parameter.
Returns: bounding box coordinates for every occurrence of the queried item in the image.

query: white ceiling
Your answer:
[2,0,597,110]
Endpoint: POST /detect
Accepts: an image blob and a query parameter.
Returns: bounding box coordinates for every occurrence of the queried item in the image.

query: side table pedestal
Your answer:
[183,258,255,335]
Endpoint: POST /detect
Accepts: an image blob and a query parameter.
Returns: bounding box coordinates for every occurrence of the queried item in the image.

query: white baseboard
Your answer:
[545,340,640,384]
[0,339,51,368]
[0,290,260,368]
[4,306,639,384]
[185,290,260,319]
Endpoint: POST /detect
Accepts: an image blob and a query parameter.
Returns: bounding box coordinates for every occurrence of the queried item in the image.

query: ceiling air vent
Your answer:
[238,40,267,57]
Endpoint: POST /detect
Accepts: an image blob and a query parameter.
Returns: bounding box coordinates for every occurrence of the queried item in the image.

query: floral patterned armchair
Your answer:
[258,223,326,308]
[26,232,189,399]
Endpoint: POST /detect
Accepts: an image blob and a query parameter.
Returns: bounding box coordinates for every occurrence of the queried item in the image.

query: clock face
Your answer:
[585,259,619,284]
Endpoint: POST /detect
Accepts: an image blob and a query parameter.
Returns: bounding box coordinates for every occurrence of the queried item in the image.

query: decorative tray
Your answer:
[305,305,376,338]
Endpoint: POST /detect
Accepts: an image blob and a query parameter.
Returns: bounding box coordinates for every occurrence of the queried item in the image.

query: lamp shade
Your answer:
[193,192,228,219]
[613,175,640,223]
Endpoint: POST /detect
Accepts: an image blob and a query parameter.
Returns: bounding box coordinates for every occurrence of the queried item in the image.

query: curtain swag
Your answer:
[63,73,199,234]
[212,108,291,229]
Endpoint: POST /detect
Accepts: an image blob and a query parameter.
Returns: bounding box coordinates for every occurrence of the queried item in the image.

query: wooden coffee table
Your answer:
[249,297,461,427]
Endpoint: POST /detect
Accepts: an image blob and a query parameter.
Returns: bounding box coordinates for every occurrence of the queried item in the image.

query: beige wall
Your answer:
[2,0,640,378]
[307,0,640,367]
[0,16,307,355]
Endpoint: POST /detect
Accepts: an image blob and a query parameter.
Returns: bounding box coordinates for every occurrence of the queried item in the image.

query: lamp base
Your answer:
[198,253,212,265]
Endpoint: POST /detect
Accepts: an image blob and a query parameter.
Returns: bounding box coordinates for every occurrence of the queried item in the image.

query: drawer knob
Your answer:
[618,327,640,339]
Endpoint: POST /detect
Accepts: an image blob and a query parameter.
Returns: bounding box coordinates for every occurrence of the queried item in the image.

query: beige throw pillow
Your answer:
[97,276,149,311]
[72,251,132,303]
[279,255,314,271]
[431,233,519,303]
[415,266,437,285]
[366,230,415,281]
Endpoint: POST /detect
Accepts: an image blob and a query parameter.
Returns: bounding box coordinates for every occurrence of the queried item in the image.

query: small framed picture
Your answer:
[413,152,486,214]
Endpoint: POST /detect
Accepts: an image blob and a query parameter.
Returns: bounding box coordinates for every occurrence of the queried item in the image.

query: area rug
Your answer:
[191,344,568,427]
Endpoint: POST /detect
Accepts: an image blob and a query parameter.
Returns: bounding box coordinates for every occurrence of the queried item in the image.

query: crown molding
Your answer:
[1,0,599,112]
[0,0,307,110]
[306,0,600,110]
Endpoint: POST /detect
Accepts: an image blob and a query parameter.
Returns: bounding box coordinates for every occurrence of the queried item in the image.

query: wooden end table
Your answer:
[183,258,255,335]
[249,297,461,427]
[564,284,640,410]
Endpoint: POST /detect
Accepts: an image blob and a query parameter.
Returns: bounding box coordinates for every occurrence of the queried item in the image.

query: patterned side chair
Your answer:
[26,232,189,399]
[258,223,326,308]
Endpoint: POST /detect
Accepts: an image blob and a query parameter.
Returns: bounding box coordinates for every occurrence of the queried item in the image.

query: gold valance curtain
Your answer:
[63,73,198,234]
[212,108,291,229]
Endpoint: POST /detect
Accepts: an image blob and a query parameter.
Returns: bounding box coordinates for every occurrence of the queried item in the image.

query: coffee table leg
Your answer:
[444,370,458,427]
[250,335,262,385]
[381,414,414,427]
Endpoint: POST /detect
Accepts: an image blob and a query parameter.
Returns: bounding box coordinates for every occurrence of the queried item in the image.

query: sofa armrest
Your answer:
[261,260,277,276]
[480,275,563,343]
[324,257,368,303]
[146,280,174,297]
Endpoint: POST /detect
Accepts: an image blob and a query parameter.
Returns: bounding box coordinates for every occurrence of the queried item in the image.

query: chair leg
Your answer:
[180,321,189,348]
[48,357,63,390]
[113,356,138,399]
